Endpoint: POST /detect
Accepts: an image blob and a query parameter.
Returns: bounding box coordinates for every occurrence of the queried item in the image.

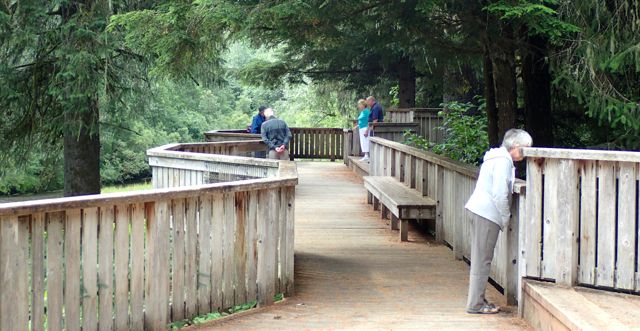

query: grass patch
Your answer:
[170,294,284,329]
[101,181,151,194]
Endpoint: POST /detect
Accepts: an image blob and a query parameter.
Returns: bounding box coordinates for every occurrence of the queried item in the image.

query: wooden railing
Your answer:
[148,142,279,187]
[0,144,297,331]
[205,128,345,161]
[369,137,523,305]
[521,148,640,293]
[343,123,419,160]
[289,127,343,161]
[386,108,445,144]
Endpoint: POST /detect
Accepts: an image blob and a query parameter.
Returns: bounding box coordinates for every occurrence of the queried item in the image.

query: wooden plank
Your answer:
[145,201,171,331]
[525,158,543,278]
[453,175,464,260]
[64,209,82,331]
[211,193,224,312]
[284,186,295,296]
[554,160,580,286]
[223,193,236,309]
[130,203,145,330]
[31,213,46,331]
[523,147,640,162]
[114,205,130,330]
[542,159,559,279]
[579,160,597,285]
[596,161,616,287]
[435,165,444,243]
[0,215,29,331]
[184,197,198,317]
[235,192,248,305]
[246,191,259,302]
[47,211,65,331]
[82,208,99,331]
[257,189,276,307]
[98,206,114,331]
[615,162,637,290]
[172,199,186,320]
[506,191,520,305]
[198,195,212,314]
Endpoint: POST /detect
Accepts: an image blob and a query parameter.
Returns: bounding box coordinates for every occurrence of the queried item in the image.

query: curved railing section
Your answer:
[0,140,297,331]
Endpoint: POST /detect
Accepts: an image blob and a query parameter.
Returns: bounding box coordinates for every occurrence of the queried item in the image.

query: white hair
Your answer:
[501,129,533,150]
[263,108,275,118]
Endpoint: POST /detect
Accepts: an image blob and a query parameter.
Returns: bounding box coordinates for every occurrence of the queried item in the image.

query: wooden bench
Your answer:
[363,176,436,241]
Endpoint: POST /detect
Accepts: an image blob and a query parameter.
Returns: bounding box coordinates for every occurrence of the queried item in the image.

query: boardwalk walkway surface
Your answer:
[195,162,531,330]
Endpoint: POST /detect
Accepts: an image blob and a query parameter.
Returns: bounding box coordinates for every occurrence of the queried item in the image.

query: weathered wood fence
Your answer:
[343,123,419,160]
[521,148,640,293]
[205,128,344,161]
[369,137,522,305]
[386,108,445,144]
[148,142,278,187]
[0,144,297,331]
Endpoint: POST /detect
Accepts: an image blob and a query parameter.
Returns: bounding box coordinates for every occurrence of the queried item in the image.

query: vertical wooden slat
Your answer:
[542,159,559,279]
[435,165,444,243]
[525,158,543,278]
[246,191,259,303]
[114,205,130,330]
[98,206,114,331]
[47,211,65,331]
[222,193,236,309]
[65,210,82,331]
[579,160,597,285]
[172,199,186,320]
[130,203,145,330]
[616,162,637,290]
[184,197,198,317]
[198,195,212,314]
[0,215,29,331]
[235,192,248,305]
[284,186,296,296]
[210,193,224,312]
[555,160,580,286]
[82,208,99,331]
[31,213,46,331]
[506,191,520,305]
[145,201,170,331]
[257,189,276,307]
[596,161,616,287]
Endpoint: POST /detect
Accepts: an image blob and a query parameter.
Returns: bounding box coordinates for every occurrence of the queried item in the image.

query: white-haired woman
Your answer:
[464,128,533,314]
[355,99,371,161]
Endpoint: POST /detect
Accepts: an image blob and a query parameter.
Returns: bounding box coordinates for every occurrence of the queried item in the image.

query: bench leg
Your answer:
[400,219,408,242]
[381,205,389,220]
[390,215,399,230]
[367,192,373,205]
[373,197,380,211]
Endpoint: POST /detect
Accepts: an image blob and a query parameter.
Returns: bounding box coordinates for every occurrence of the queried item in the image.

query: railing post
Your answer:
[506,189,522,306]
[435,165,444,243]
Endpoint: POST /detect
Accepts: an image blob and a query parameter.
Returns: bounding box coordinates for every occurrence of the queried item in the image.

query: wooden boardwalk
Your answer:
[194,162,530,330]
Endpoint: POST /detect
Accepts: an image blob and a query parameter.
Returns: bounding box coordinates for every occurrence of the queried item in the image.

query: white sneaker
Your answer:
[360,155,369,161]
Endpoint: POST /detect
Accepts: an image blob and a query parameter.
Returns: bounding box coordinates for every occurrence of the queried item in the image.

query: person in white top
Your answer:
[464,128,532,314]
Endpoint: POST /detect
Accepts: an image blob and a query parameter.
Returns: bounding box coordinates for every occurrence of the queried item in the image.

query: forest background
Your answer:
[1,0,639,196]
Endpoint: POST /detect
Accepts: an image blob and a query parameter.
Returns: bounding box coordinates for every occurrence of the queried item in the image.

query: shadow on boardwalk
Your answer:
[194,162,530,330]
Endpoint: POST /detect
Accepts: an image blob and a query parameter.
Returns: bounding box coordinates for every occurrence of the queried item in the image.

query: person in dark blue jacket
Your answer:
[365,96,384,137]
[250,106,267,134]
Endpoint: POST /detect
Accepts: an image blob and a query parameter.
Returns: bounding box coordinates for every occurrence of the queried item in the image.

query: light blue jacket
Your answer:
[464,147,515,230]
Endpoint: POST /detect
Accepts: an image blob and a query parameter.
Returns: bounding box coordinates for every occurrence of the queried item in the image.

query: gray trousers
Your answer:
[466,213,500,311]
[268,149,290,160]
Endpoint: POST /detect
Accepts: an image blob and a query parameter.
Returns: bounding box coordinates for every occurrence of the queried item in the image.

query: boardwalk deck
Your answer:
[192,162,530,330]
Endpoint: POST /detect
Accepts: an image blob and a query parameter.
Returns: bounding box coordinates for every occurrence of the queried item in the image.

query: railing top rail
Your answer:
[205,129,252,134]
[0,166,297,217]
[289,127,343,131]
[523,147,640,162]
[387,107,443,113]
[371,122,419,128]
[369,137,479,178]
[148,142,275,167]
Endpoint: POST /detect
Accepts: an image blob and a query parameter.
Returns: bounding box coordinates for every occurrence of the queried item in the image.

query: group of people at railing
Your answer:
[354,95,384,162]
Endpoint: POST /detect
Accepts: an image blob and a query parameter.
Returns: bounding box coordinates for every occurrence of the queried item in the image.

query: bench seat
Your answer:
[363,176,436,241]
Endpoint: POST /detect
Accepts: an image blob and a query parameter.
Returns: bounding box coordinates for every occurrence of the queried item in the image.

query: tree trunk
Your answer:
[63,100,101,196]
[483,50,499,146]
[523,35,553,147]
[491,38,517,143]
[398,56,416,108]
